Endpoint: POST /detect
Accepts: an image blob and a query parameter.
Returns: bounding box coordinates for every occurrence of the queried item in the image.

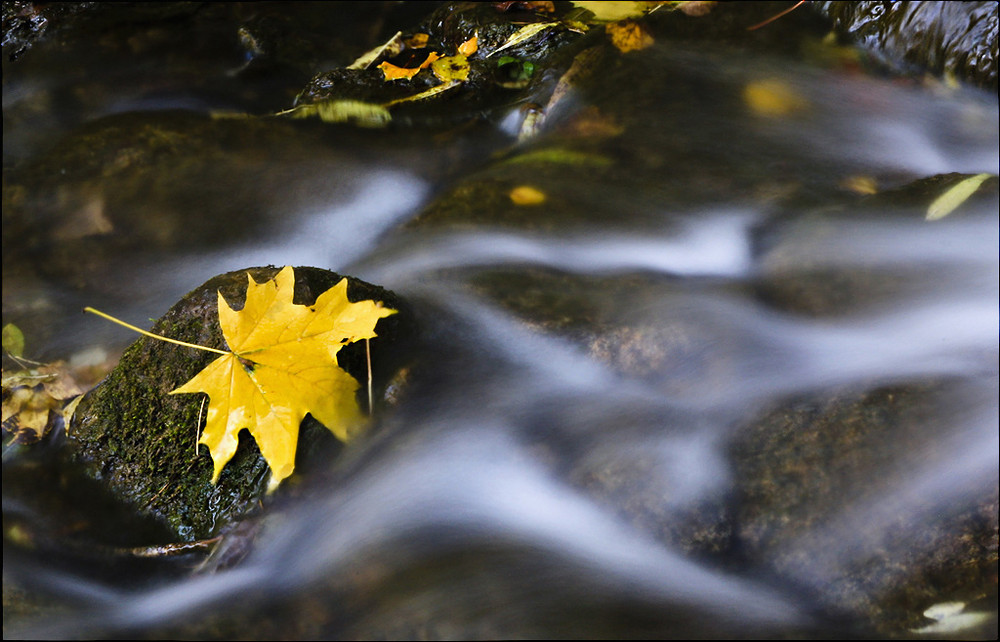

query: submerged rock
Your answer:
[67,265,413,541]
[731,381,999,635]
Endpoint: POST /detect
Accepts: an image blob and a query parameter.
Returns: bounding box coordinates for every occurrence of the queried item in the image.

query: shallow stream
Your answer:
[3,3,998,639]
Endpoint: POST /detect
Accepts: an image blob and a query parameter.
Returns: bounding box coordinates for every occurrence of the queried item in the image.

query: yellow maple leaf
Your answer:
[169,266,396,489]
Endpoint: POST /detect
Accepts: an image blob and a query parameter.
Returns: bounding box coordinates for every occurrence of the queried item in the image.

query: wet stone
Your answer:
[753,175,999,317]
[463,267,747,392]
[3,112,332,290]
[818,1,999,90]
[729,381,999,634]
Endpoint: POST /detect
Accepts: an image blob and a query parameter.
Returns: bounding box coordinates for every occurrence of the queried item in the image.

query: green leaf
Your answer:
[2,323,25,358]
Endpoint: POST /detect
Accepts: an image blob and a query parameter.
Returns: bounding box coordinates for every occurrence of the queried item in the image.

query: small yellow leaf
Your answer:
[2,385,56,442]
[839,175,879,195]
[743,79,809,117]
[171,266,396,489]
[280,100,392,128]
[458,36,478,56]
[607,20,654,53]
[432,54,470,83]
[61,393,84,430]
[312,102,391,127]
[510,185,547,205]
[926,173,992,221]
[2,362,84,443]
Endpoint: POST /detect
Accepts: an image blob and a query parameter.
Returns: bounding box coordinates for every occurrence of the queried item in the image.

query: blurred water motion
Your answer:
[3,10,998,640]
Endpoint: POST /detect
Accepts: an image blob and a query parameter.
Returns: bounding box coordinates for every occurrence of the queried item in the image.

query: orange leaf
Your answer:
[378,52,441,81]
[458,36,478,56]
[378,60,421,81]
[607,20,654,53]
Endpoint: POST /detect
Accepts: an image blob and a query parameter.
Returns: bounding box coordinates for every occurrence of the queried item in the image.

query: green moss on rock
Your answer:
[68,265,413,541]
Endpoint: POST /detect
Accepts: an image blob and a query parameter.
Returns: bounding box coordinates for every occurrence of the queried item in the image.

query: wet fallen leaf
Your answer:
[169,266,396,489]
[607,19,654,53]
[743,79,809,117]
[510,185,547,205]
[458,35,478,56]
[2,363,83,443]
[487,22,559,58]
[2,386,52,440]
[279,100,392,128]
[432,54,470,83]
[571,1,660,21]
[2,323,25,358]
[926,173,992,221]
[378,51,440,80]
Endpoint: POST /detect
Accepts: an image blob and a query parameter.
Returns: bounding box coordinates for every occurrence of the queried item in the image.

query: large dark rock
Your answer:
[67,265,414,540]
[818,1,999,89]
[731,382,999,635]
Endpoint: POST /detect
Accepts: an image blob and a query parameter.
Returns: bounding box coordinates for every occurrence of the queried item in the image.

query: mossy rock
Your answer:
[67,265,414,541]
[2,112,343,292]
[730,381,999,634]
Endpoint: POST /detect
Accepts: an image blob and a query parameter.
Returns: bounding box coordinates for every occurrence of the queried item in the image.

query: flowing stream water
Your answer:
[3,4,998,639]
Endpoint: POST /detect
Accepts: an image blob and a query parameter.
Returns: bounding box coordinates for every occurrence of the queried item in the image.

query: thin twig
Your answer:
[747,1,806,31]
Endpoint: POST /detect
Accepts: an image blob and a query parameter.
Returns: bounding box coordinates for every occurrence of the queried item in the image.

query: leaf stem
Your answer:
[366,338,373,416]
[84,307,229,355]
